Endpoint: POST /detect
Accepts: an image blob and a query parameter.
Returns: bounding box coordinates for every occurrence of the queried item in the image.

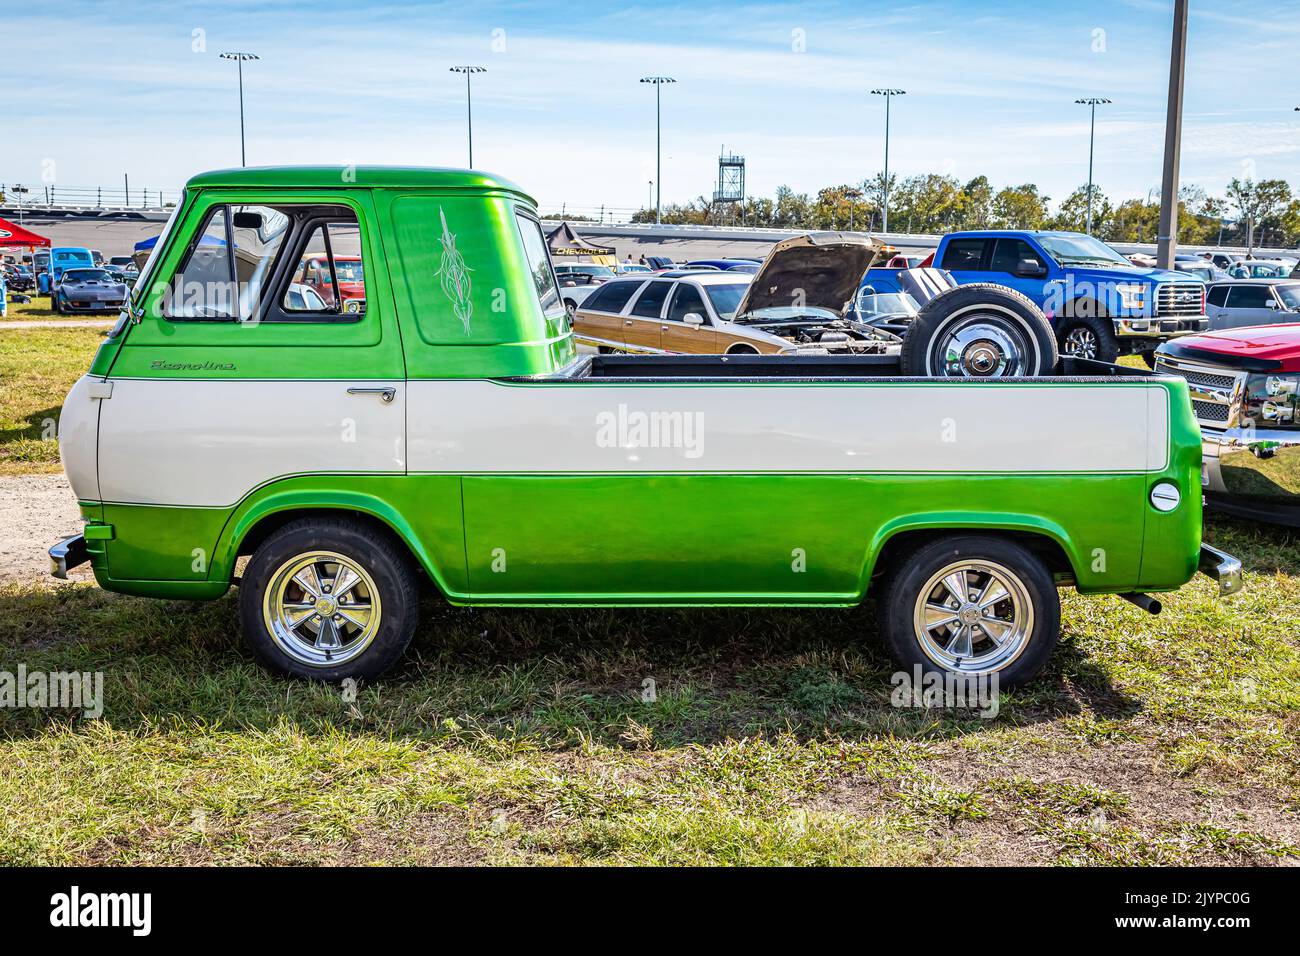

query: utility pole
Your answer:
[1075,97,1111,235]
[1156,0,1188,270]
[449,66,487,167]
[870,89,905,234]
[640,76,675,224]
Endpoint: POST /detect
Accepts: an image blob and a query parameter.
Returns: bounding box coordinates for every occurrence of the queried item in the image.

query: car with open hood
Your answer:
[573,233,901,355]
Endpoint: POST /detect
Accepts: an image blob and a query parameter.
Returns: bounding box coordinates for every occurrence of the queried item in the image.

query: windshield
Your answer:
[1037,233,1131,267]
[736,305,842,324]
[1278,286,1300,310]
[54,251,92,264]
[334,259,364,282]
[63,269,114,282]
[699,283,750,320]
[854,290,920,317]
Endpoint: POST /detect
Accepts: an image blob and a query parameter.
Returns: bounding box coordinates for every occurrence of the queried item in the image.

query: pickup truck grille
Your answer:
[1154,282,1206,317]
[1154,354,1245,428]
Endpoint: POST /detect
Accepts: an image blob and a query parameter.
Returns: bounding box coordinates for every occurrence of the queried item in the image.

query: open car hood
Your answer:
[736,233,889,318]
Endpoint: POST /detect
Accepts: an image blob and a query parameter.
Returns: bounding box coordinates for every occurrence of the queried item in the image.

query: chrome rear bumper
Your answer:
[1198,544,1243,596]
[49,534,89,580]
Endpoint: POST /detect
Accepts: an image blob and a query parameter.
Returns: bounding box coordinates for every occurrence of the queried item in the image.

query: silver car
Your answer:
[1205,279,1300,331]
[52,268,128,315]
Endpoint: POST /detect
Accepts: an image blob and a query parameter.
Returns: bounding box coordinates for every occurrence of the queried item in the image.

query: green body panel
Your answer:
[460,472,1148,604]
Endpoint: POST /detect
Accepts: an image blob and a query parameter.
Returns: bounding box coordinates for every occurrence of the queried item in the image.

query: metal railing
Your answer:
[0,183,178,210]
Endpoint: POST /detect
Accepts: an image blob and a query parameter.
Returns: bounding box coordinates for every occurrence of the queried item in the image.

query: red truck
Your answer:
[1155,323,1300,526]
[300,253,366,313]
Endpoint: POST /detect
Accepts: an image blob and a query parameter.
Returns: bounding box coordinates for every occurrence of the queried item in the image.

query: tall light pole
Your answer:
[640,76,675,224]
[449,66,486,168]
[870,89,905,234]
[1075,97,1111,235]
[1156,0,1188,270]
[219,52,259,167]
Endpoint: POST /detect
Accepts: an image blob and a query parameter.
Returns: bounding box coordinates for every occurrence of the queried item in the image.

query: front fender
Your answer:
[210,476,469,599]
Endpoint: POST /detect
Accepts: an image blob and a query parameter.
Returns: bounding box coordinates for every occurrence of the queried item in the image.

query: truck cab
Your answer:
[38,246,95,295]
[863,230,1208,364]
[50,167,1237,687]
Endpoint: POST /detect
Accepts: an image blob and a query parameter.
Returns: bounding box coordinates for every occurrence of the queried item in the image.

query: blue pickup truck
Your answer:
[860,230,1208,363]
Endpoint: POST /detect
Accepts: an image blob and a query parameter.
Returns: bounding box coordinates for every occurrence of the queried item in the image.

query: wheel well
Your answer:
[1062,297,1109,320]
[233,508,434,589]
[726,342,760,354]
[871,528,1075,584]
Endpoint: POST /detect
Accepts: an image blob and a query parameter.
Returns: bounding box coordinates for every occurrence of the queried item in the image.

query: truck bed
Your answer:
[539,353,1154,382]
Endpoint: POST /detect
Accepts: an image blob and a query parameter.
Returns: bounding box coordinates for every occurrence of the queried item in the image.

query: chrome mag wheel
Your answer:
[911,559,1034,674]
[932,316,1031,377]
[262,551,382,668]
[1062,325,1099,359]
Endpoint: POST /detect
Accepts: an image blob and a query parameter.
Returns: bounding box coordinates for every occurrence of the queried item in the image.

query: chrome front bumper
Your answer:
[1198,544,1243,596]
[49,534,88,580]
[1114,317,1208,338]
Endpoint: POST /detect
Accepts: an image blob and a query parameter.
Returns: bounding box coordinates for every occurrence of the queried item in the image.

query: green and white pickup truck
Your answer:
[50,167,1241,685]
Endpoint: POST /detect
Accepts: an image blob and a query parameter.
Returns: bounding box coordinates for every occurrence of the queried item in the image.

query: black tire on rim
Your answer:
[1057,312,1119,363]
[726,343,760,355]
[876,534,1060,687]
[237,516,420,681]
[899,283,1057,377]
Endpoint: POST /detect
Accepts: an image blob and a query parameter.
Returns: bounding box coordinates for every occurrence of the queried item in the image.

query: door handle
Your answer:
[347,387,396,404]
[624,319,634,326]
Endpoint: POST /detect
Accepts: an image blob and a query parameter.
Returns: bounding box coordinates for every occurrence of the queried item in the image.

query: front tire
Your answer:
[876,535,1060,686]
[238,517,420,681]
[1057,313,1118,363]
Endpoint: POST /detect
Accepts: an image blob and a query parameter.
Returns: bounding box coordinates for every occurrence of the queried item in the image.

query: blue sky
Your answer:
[3,0,1297,214]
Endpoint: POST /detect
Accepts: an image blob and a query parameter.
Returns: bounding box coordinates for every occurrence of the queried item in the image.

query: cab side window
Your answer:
[1206,285,1229,308]
[989,239,1039,273]
[284,221,368,316]
[162,204,367,323]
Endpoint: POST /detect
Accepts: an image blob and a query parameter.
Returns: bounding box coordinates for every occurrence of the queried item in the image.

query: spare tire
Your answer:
[899,283,1058,378]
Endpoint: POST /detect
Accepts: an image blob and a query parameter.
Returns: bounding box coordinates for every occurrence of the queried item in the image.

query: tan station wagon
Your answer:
[572,234,899,356]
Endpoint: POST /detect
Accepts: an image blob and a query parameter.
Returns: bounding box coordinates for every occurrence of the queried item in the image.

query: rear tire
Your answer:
[899,283,1057,377]
[876,535,1060,687]
[237,517,420,682]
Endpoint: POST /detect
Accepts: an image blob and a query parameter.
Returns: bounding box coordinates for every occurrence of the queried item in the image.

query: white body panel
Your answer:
[58,375,104,501]
[407,380,1169,475]
[96,379,405,507]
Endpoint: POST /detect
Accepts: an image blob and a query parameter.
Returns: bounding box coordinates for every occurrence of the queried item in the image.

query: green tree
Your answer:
[991,184,1050,229]
[1050,185,1111,233]
[955,175,994,229]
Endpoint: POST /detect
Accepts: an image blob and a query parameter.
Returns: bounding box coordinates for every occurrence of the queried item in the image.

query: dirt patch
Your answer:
[0,474,91,584]
[816,731,1300,865]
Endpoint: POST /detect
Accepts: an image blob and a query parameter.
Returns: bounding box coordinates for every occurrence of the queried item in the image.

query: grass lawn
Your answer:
[0,515,1296,866]
[0,326,106,475]
[0,331,1296,865]
[1,295,116,323]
